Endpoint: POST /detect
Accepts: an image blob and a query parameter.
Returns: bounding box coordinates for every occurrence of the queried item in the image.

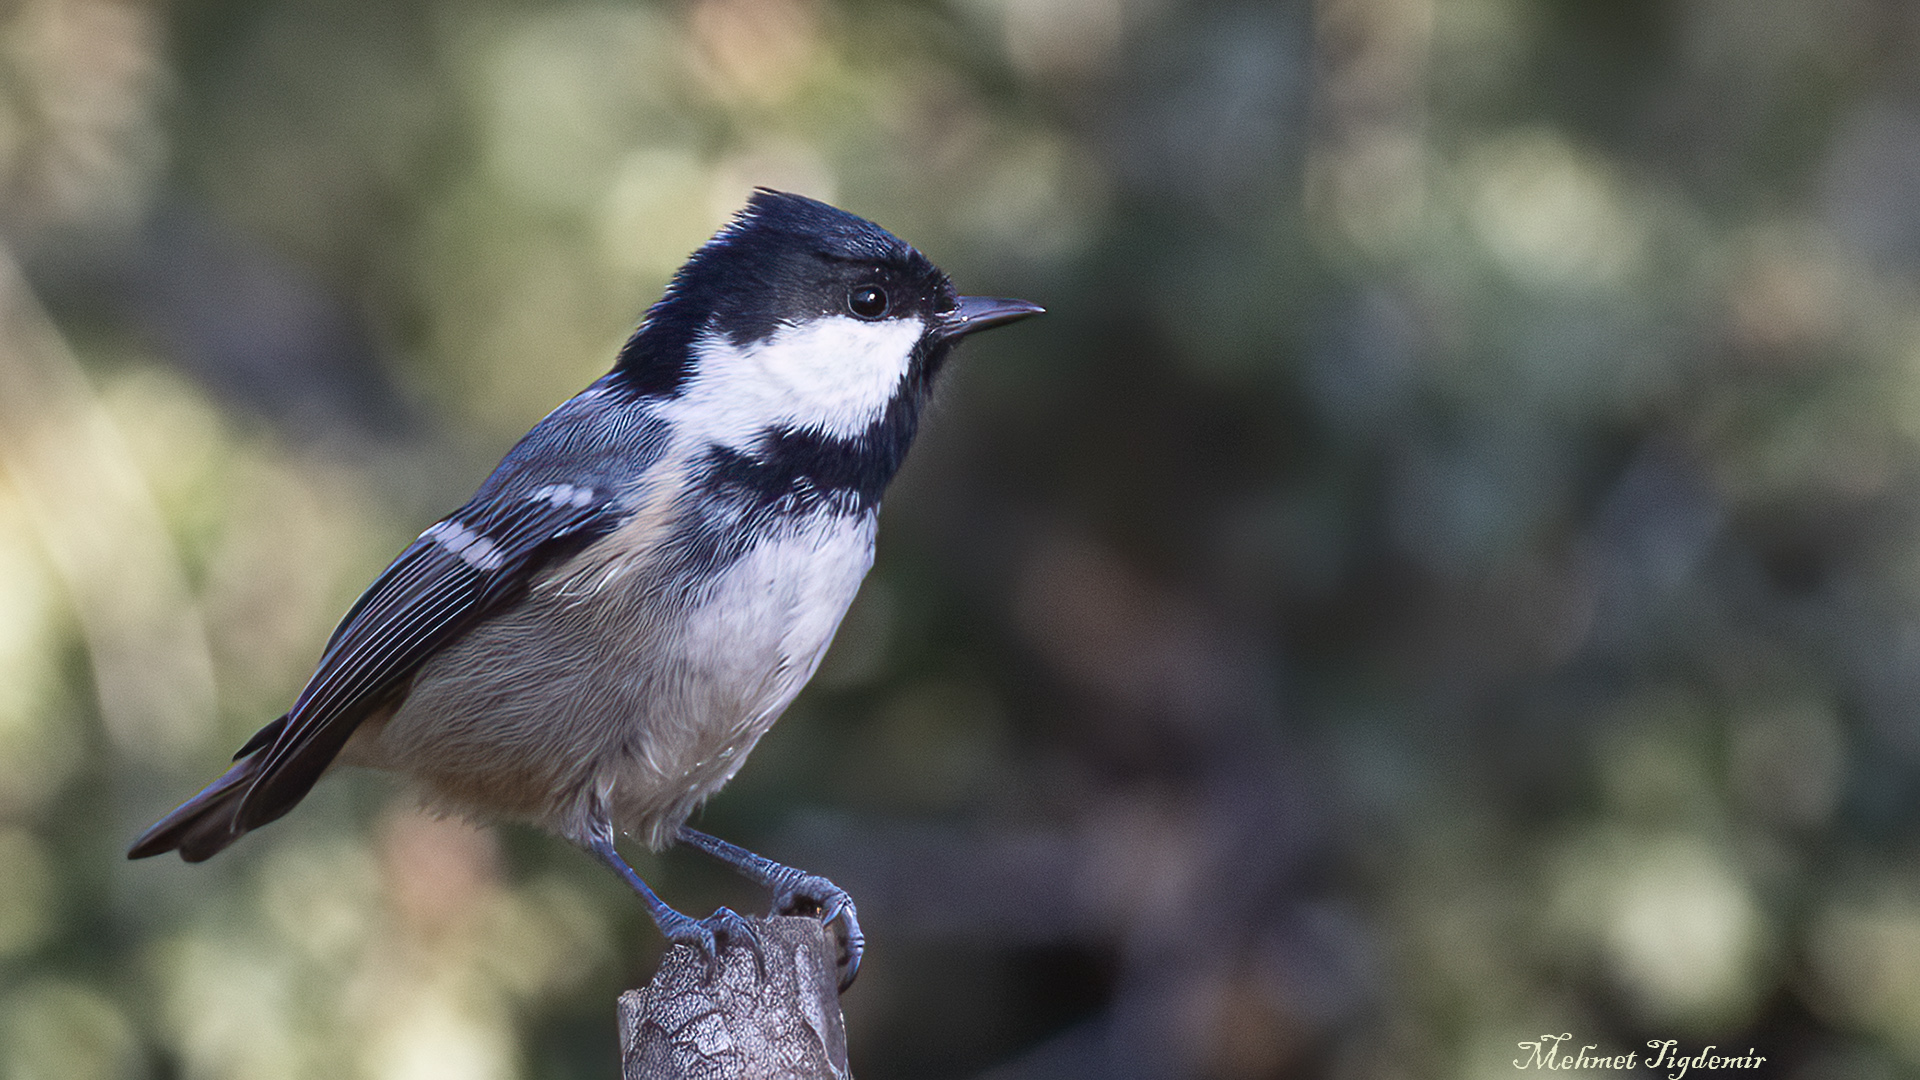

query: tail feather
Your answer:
[128,755,261,862]
[131,714,300,862]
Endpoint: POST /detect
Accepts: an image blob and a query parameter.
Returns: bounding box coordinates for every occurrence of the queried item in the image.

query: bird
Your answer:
[128,188,1042,990]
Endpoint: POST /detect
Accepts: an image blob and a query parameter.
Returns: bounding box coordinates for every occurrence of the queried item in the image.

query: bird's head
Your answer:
[618,189,1041,452]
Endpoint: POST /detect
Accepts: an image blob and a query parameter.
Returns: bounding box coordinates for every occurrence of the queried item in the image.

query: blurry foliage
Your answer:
[7,0,1920,1077]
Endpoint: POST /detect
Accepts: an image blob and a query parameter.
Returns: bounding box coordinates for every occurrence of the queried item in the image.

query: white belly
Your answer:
[351,509,878,849]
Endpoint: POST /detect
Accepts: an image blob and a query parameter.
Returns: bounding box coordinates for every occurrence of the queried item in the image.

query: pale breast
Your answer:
[355,505,878,849]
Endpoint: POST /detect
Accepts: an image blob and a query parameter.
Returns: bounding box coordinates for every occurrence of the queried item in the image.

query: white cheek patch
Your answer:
[668,316,923,448]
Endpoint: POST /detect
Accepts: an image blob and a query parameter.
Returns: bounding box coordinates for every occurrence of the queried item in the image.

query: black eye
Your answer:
[848,285,889,319]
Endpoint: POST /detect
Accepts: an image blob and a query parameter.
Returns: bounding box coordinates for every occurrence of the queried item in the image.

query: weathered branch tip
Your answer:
[619,915,852,1080]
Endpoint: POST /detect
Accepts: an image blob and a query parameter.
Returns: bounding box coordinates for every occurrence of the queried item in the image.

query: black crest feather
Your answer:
[615,190,942,395]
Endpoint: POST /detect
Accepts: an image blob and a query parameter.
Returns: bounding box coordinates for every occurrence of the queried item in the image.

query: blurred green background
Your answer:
[3,0,1920,1076]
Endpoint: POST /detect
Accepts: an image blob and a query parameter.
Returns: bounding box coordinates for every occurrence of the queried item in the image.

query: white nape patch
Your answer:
[665,316,923,448]
[423,520,506,570]
[529,483,596,508]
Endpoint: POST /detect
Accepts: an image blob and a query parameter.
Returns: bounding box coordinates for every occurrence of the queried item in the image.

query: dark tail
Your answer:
[127,753,266,861]
[129,713,294,862]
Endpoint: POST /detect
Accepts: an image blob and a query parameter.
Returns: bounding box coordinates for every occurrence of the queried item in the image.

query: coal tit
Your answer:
[129,189,1042,990]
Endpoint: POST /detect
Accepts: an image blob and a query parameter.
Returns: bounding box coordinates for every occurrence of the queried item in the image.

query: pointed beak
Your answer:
[938,296,1045,341]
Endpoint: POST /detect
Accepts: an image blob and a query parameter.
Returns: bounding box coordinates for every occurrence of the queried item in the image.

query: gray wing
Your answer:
[127,378,672,862]
[233,482,624,831]
[234,386,671,831]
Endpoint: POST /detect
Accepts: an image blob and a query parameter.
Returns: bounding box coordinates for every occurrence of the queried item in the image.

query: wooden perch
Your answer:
[618,915,852,1080]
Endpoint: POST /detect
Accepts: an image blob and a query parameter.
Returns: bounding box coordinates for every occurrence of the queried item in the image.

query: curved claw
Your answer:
[670,828,865,992]
[662,905,766,983]
[773,874,865,991]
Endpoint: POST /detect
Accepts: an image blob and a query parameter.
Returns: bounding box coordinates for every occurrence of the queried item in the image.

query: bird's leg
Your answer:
[584,830,763,981]
[677,826,864,991]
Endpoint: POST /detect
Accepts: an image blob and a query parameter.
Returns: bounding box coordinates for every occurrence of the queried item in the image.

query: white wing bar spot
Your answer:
[530,483,596,508]
[422,520,507,571]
